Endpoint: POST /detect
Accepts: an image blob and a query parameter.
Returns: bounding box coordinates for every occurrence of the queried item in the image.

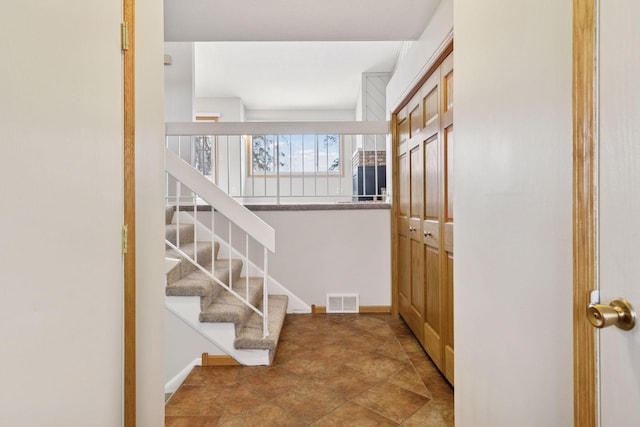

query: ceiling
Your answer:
[165,0,441,111]
[194,41,405,110]
[164,0,441,42]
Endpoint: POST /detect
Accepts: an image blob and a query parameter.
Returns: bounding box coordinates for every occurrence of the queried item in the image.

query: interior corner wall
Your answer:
[454,1,573,426]
[164,42,195,121]
[136,0,166,425]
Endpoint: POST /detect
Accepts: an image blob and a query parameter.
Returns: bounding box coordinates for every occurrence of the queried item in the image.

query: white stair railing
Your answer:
[165,121,390,204]
[166,148,274,337]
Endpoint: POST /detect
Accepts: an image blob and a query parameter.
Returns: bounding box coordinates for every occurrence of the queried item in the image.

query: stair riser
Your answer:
[178,249,211,279]
[166,227,195,246]
[166,206,175,225]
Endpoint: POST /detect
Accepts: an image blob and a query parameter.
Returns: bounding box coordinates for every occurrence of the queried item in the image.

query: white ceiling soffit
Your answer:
[194,41,403,110]
[165,0,441,42]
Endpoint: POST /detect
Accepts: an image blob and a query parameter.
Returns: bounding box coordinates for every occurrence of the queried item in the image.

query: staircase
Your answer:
[164,205,288,365]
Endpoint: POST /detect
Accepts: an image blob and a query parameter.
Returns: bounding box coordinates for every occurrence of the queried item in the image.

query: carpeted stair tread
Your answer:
[235,295,288,357]
[199,277,263,327]
[167,258,243,295]
[165,223,195,246]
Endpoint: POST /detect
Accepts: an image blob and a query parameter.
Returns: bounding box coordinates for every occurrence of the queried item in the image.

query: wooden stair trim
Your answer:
[201,353,240,366]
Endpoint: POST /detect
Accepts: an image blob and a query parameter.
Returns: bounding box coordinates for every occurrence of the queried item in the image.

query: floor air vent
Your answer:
[326,293,359,313]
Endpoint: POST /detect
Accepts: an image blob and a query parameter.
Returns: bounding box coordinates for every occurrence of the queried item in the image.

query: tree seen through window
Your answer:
[251,134,340,174]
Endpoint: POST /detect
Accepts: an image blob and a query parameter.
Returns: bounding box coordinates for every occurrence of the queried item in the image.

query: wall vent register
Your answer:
[326,293,359,313]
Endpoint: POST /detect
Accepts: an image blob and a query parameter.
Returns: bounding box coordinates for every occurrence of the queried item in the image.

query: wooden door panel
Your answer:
[398,114,409,155]
[422,72,440,140]
[445,126,454,222]
[425,247,441,329]
[424,136,439,221]
[442,53,454,127]
[398,235,410,299]
[398,152,409,218]
[424,87,439,137]
[408,93,422,141]
[444,254,454,383]
[424,232,442,372]
[409,145,422,220]
[411,239,425,319]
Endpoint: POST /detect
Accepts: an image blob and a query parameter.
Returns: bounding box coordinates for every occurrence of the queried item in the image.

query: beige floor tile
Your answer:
[352,382,430,424]
[165,314,454,426]
[313,401,397,427]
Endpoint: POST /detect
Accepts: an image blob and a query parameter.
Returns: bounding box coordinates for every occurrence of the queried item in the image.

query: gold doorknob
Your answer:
[587,298,636,330]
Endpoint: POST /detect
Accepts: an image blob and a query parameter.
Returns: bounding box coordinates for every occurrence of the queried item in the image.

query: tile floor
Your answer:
[165,313,454,426]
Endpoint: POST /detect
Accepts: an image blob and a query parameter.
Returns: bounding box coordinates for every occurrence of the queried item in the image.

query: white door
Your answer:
[0,1,125,425]
[598,1,640,425]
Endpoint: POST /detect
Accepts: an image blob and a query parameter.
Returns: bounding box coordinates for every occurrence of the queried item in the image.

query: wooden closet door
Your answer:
[398,94,426,338]
[421,71,443,369]
[393,45,454,386]
[396,106,413,333]
[440,53,454,384]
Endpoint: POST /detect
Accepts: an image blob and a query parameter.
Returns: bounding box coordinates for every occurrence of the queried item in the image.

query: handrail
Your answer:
[165,148,275,252]
[166,120,389,136]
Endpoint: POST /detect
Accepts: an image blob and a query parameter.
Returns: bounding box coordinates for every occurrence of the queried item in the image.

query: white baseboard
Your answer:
[165,358,200,394]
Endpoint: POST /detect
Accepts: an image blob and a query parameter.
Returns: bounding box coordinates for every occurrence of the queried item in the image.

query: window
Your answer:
[192,135,213,176]
[250,134,341,175]
[192,116,218,177]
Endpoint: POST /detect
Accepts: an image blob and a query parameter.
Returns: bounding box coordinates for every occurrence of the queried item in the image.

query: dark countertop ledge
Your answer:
[170,202,390,212]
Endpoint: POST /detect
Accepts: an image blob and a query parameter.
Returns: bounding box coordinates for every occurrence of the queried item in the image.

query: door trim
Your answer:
[573,0,597,426]
[123,0,136,425]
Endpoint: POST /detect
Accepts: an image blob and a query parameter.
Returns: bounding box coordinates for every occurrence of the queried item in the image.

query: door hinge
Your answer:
[121,21,130,51]
[122,225,129,254]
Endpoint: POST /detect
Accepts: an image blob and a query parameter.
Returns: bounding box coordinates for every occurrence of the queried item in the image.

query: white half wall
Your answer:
[254,209,391,307]
[455,1,573,426]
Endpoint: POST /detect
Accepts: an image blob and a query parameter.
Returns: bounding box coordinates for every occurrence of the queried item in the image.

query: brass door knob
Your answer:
[587,298,636,330]
[424,231,432,237]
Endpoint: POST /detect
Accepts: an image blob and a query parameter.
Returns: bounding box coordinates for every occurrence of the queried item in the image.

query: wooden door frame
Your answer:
[573,0,597,426]
[123,0,136,425]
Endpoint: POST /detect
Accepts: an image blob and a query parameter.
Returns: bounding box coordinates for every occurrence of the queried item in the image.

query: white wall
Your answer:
[195,97,245,121]
[0,1,124,425]
[245,109,355,121]
[0,1,165,425]
[165,42,195,121]
[137,0,167,425]
[165,309,223,383]
[254,209,391,307]
[386,0,453,113]
[455,1,573,426]
[385,0,573,424]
